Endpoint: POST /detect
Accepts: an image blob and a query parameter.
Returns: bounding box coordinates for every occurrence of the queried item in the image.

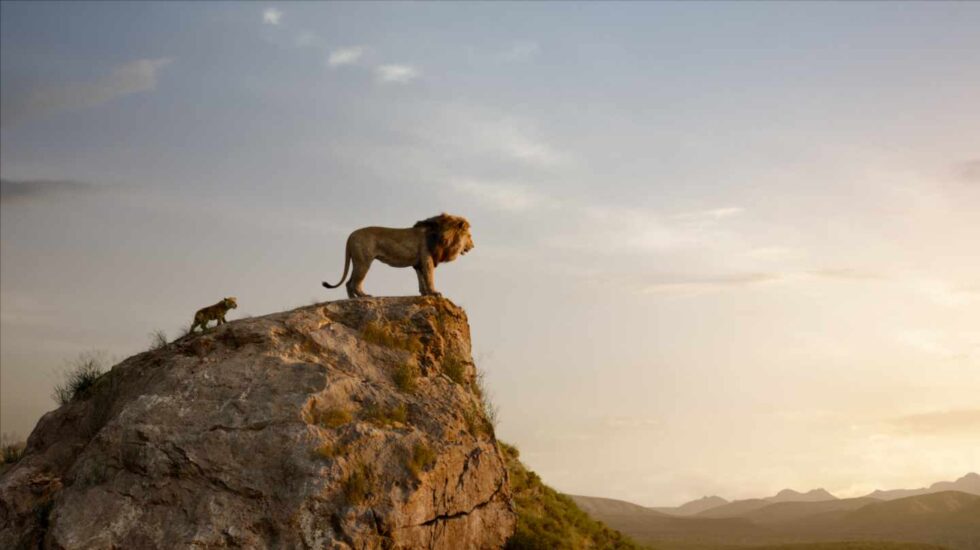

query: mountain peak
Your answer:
[768,488,836,502]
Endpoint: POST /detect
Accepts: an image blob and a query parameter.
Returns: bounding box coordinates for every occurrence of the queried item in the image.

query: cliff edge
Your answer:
[0,297,515,549]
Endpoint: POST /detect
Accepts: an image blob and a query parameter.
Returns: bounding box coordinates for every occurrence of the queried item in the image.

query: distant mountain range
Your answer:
[651,472,980,516]
[865,472,980,501]
[569,473,980,549]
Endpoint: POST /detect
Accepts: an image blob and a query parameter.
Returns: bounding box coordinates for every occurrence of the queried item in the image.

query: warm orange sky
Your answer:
[2,2,978,505]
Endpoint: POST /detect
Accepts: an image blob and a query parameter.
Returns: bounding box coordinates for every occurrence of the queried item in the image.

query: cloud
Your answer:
[746,247,801,261]
[328,47,364,67]
[262,7,282,25]
[1,58,172,127]
[910,278,979,307]
[495,41,540,62]
[888,409,980,436]
[294,31,321,48]
[956,159,980,184]
[453,179,554,212]
[672,207,744,221]
[807,268,886,281]
[375,64,420,84]
[643,273,783,295]
[0,179,97,204]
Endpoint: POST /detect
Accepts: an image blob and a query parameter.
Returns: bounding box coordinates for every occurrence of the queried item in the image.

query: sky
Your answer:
[1,1,978,506]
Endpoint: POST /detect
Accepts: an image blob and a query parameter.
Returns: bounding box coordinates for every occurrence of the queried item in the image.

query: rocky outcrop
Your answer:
[0,297,514,549]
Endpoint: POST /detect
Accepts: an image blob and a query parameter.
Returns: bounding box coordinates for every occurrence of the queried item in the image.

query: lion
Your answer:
[322,213,474,298]
[190,297,237,332]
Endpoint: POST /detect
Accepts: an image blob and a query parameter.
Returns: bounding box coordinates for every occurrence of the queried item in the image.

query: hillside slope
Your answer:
[0,297,514,549]
[503,446,642,549]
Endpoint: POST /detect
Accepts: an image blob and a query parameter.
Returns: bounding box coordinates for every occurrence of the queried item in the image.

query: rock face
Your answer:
[0,297,515,549]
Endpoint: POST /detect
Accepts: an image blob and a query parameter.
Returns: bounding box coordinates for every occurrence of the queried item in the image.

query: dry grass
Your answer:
[406,442,437,478]
[1,434,25,465]
[52,351,108,406]
[362,321,423,354]
[148,329,168,351]
[475,369,498,429]
[462,405,492,438]
[441,353,467,384]
[392,361,420,393]
[312,407,352,429]
[363,403,408,427]
[313,442,340,460]
[343,463,373,505]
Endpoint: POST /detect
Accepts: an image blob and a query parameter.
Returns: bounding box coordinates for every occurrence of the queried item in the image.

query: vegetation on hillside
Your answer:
[501,441,644,550]
[51,351,108,405]
[1,433,26,470]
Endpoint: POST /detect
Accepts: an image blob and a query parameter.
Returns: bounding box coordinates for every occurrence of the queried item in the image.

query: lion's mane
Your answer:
[414,213,473,266]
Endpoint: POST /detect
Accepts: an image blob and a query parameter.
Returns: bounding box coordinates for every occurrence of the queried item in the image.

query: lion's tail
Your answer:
[321,239,352,289]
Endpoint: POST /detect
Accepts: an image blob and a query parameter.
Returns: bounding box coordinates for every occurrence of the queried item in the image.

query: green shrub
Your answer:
[343,463,373,505]
[406,442,437,477]
[52,351,108,406]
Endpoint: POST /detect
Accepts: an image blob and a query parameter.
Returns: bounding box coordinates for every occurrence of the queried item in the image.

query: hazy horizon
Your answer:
[2,2,978,507]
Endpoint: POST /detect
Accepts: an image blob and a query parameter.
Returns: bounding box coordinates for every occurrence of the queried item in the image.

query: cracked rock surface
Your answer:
[0,297,515,549]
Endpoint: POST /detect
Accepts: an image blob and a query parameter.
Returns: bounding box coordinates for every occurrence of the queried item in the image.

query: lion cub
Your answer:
[190,297,237,332]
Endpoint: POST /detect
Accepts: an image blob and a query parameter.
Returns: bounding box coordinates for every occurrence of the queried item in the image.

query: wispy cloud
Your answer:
[807,268,886,281]
[956,159,980,184]
[375,64,420,84]
[889,409,980,436]
[328,47,364,67]
[1,58,172,127]
[643,273,783,295]
[910,278,979,307]
[672,206,744,221]
[294,31,321,48]
[453,179,554,212]
[495,40,540,62]
[0,179,98,205]
[262,7,282,25]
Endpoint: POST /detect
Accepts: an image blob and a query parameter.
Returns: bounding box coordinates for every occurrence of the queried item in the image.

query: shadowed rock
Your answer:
[0,297,514,549]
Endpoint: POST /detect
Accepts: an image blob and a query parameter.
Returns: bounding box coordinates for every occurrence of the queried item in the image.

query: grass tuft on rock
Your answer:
[343,463,373,505]
[313,407,352,429]
[363,403,408,427]
[52,351,108,406]
[392,361,420,393]
[362,321,423,354]
[406,442,437,478]
[441,353,467,384]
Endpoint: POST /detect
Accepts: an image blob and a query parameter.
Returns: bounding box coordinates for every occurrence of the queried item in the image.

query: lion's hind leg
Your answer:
[347,257,373,298]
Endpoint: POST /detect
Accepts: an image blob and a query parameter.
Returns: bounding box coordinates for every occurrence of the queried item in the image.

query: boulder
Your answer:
[0,297,514,549]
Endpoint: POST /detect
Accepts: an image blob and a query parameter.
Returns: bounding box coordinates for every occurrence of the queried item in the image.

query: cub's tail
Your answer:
[322,239,352,289]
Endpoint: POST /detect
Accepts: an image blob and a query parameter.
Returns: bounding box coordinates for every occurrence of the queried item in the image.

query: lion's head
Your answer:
[414,213,474,266]
[224,297,238,309]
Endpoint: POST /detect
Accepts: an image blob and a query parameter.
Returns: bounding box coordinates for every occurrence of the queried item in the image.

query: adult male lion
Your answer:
[322,213,474,298]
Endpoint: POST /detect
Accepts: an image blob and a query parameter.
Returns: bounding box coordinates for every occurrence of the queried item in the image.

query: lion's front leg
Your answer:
[418,256,441,297]
[414,265,427,296]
